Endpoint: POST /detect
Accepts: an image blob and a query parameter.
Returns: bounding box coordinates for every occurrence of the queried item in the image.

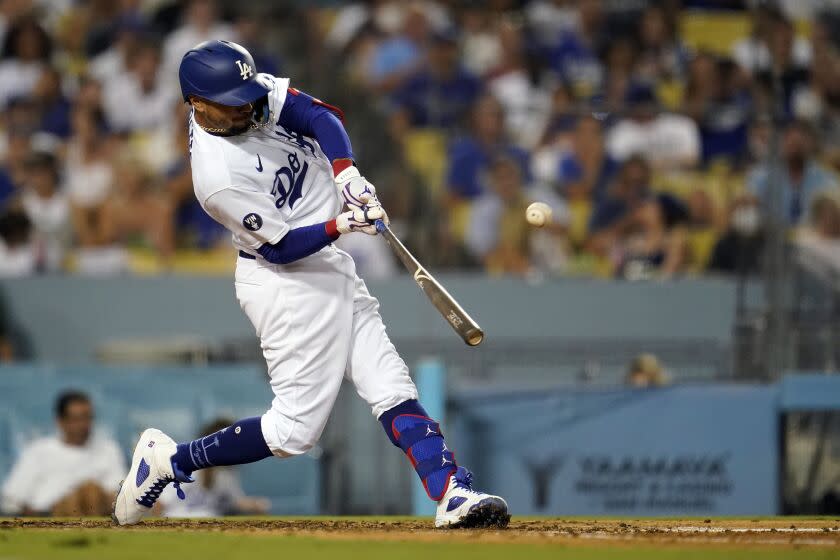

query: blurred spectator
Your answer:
[793,21,840,167]
[466,156,567,276]
[66,106,121,274]
[103,39,176,133]
[161,0,236,86]
[708,195,765,275]
[31,66,71,139]
[66,107,114,227]
[51,4,91,81]
[1,130,32,196]
[525,0,579,49]
[19,151,69,272]
[364,3,429,93]
[0,135,19,210]
[485,17,552,149]
[159,418,270,518]
[625,353,670,387]
[606,84,700,170]
[4,95,40,139]
[747,120,839,225]
[0,207,34,276]
[534,83,578,149]
[635,4,690,83]
[602,36,638,95]
[446,94,529,202]
[1,390,125,515]
[0,17,51,109]
[808,191,840,241]
[73,75,105,115]
[732,5,810,76]
[541,0,606,98]
[389,28,481,131]
[795,190,840,267]
[587,156,689,279]
[752,10,810,116]
[533,113,618,203]
[91,154,174,272]
[83,0,140,57]
[88,15,147,84]
[684,53,752,166]
[458,4,501,77]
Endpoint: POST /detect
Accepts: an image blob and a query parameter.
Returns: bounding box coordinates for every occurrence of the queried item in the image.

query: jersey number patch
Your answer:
[271,152,308,210]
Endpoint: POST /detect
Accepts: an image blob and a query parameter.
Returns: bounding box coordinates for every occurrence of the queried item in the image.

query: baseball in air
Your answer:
[525,202,552,227]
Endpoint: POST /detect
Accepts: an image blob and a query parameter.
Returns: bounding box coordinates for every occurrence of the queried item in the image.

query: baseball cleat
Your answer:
[435,467,510,529]
[112,428,192,526]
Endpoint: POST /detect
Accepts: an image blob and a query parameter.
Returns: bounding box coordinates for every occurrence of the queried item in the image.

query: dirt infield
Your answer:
[2,517,839,549]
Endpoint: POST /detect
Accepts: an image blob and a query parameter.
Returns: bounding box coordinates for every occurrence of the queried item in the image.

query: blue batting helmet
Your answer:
[179,40,270,106]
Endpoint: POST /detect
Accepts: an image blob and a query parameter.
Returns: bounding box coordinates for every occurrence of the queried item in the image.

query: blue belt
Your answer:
[239,250,256,260]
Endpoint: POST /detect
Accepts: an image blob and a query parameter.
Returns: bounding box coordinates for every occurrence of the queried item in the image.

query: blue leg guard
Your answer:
[379,399,456,501]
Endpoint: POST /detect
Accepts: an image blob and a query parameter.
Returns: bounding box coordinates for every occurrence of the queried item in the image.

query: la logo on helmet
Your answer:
[235,60,253,80]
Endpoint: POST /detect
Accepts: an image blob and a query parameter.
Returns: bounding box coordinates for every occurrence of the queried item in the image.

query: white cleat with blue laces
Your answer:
[435,467,510,528]
[112,428,191,526]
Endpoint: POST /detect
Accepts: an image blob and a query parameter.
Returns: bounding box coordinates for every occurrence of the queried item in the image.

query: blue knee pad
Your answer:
[379,400,456,501]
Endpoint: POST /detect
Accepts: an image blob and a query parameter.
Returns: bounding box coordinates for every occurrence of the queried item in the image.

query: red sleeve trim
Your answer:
[312,98,345,123]
[286,87,345,122]
[325,219,340,240]
[331,158,354,176]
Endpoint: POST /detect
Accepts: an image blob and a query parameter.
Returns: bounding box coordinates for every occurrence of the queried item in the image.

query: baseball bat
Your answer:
[375,219,484,346]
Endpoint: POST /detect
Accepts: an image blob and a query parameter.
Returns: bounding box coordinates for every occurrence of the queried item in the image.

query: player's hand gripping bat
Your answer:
[374,219,484,346]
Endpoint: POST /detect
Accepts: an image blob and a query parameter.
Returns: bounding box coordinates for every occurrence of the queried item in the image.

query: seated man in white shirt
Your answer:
[1,390,126,516]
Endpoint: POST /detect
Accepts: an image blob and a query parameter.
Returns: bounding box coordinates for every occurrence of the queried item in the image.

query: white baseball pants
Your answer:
[234,245,418,457]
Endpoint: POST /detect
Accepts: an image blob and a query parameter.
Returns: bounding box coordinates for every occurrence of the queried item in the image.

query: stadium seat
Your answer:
[403,129,447,198]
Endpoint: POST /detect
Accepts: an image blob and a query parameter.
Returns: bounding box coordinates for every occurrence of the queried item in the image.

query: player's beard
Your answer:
[227,121,252,135]
[198,116,251,136]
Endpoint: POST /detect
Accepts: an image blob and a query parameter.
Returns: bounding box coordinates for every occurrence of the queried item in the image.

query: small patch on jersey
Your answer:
[243,213,263,231]
[256,154,263,172]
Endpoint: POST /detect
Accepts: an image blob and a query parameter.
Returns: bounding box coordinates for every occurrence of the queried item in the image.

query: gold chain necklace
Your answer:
[195,121,231,134]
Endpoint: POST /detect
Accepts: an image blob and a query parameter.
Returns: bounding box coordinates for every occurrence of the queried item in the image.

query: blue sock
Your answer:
[171,417,272,474]
[379,399,456,501]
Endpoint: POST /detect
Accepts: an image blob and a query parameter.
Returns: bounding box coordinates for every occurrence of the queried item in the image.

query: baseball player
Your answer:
[113,40,509,529]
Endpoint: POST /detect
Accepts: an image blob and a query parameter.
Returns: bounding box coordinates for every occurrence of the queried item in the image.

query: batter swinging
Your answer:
[112,40,509,529]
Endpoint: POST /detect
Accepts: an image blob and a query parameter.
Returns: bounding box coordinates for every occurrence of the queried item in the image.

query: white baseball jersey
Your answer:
[189,74,343,255]
[187,74,417,457]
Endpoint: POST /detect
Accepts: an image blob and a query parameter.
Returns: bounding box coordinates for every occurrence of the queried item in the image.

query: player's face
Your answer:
[192,97,255,135]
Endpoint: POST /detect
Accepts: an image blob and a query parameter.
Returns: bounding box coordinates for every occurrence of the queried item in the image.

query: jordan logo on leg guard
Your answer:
[380,401,458,502]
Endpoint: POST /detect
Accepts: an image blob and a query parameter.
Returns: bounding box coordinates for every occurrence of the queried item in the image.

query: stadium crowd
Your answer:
[0,0,839,279]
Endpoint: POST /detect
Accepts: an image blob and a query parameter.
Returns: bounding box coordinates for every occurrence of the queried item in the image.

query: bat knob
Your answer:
[375,219,387,233]
[466,329,484,346]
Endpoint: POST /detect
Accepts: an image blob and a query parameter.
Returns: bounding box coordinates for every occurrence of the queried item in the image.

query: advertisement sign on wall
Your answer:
[452,385,779,516]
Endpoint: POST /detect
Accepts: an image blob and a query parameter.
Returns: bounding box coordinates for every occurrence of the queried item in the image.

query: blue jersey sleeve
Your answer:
[257,220,340,265]
[277,88,353,163]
